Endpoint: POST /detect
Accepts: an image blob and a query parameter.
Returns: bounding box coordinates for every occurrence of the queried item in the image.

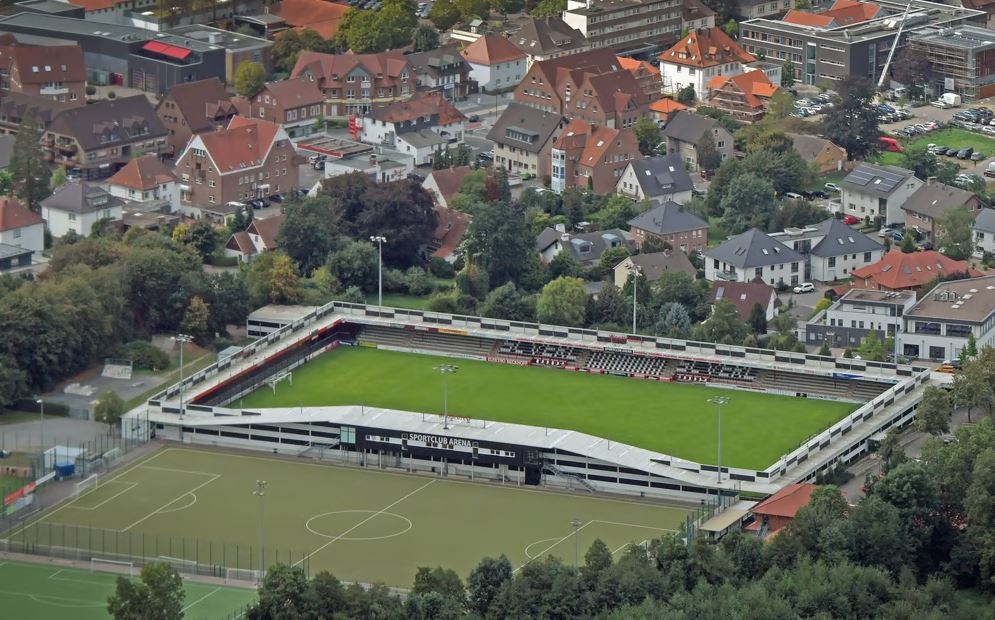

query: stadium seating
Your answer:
[585,351,669,377]
[359,325,493,356]
[754,370,887,401]
[497,340,581,365]
[672,360,758,383]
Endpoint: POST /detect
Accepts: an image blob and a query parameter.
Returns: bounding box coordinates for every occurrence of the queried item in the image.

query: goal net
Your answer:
[90,557,136,577]
[74,474,99,497]
[225,567,262,584]
[267,370,293,394]
[157,556,198,574]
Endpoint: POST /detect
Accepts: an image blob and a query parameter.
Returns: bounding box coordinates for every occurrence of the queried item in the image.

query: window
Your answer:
[208,194,215,203]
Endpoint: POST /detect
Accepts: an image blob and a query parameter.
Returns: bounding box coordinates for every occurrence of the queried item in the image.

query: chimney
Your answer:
[927,176,936,186]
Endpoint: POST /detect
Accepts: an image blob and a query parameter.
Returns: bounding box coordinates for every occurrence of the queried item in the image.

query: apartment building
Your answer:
[705,70,779,123]
[0,34,85,105]
[659,27,755,97]
[406,45,472,101]
[233,77,325,139]
[805,288,916,349]
[550,119,642,195]
[291,51,413,117]
[156,78,236,157]
[461,35,527,92]
[487,102,564,179]
[899,275,995,361]
[507,16,589,68]
[561,0,683,54]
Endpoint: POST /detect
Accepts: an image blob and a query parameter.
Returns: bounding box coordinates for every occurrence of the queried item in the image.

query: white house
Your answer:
[658,26,755,98]
[41,181,124,238]
[974,208,995,257]
[840,163,922,226]
[899,275,995,361]
[106,154,179,212]
[703,228,804,286]
[358,92,466,166]
[805,288,916,350]
[769,218,885,283]
[0,196,44,255]
[460,34,527,92]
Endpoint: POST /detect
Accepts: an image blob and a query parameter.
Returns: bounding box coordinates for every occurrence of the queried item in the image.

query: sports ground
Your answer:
[8,448,691,588]
[238,347,858,470]
[0,559,255,619]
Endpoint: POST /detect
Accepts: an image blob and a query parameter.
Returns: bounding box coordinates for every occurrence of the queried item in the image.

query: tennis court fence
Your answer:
[0,521,310,581]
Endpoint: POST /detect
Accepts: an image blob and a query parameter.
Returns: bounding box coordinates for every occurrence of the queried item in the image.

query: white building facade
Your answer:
[899,275,995,361]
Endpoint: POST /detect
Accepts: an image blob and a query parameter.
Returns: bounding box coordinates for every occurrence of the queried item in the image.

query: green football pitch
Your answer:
[8,448,691,588]
[0,559,255,619]
[239,346,857,470]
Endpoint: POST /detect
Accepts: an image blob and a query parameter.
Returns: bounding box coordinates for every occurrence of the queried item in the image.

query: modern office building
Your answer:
[909,26,995,100]
[561,0,683,56]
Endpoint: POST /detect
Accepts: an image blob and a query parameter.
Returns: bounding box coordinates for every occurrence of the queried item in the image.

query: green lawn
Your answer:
[11,448,690,588]
[239,347,856,470]
[378,293,433,310]
[876,128,995,166]
[0,559,255,620]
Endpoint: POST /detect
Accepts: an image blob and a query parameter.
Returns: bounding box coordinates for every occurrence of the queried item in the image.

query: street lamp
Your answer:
[707,396,730,483]
[35,398,44,454]
[628,263,642,334]
[253,480,267,577]
[174,334,193,410]
[570,517,583,568]
[434,364,458,429]
[370,235,387,307]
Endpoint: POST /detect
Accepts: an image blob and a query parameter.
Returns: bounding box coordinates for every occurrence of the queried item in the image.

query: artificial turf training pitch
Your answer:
[239,346,858,471]
[11,448,691,588]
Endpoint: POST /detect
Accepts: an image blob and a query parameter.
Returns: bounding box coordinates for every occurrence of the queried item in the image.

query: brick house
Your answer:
[705,70,779,123]
[291,51,413,117]
[406,45,472,101]
[233,77,324,139]
[175,116,300,214]
[156,78,236,158]
[550,119,642,195]
[43,95,168,180]
[513,48,654,129]
[0,35,85,105]
[786,133,846,173]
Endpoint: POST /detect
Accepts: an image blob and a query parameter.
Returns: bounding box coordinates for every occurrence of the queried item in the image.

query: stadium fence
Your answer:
[0,520,311,580]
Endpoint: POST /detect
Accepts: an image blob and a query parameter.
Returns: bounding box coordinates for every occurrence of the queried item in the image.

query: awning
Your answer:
[142,41,192,61]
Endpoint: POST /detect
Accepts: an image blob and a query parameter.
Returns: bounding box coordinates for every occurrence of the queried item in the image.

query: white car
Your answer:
[878,227,894,238]
[824,182,840,192]
[793,282,815,294]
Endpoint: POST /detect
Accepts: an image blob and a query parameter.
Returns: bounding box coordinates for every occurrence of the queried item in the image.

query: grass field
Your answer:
[239,347,856,470]
[0,559,255,619]
[9,448,690,588]
[877,128,995,166]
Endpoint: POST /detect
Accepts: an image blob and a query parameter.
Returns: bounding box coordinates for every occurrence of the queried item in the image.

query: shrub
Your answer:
[428,256,455,279]
[107,91,116,99]
[404,267,433,296]
[85,85,96,96]
[121,340,170,371]
[382,267,407,293]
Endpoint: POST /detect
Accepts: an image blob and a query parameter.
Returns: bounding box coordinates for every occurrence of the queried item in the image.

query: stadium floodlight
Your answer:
[707,396,731,483]
[173,334,194,410]
[434,364,459,429]
[35,397,44,453]
[570,517,583,567]
[253,480,268,578]
[370,235,387,307]
[627,264,642,335]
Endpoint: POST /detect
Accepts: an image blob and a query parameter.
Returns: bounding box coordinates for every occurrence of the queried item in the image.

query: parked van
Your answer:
[878,136,904,152]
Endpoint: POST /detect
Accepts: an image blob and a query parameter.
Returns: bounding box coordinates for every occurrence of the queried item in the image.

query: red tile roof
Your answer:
[659,27,754,69]
[6,44,85,85]
[226,230,257,256]
[432,206,469,260]
[649,98,687,115]
[367,91,466,126]
[247,213,286,250]
[275,0,349,39]
[781,9,836,26]
[751,483,817,519]
[0,196,42,232]
[617,56,659,77]
[425,166,474,206]
[850,250,981,291]
[107,154,176,191]
[196,116,283,174]
[461,34,526,65]
[782,0,880,28]
[291,51,410,91]
[707,70,779,108]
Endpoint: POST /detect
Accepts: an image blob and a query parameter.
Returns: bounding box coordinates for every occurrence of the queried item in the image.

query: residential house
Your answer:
[707,280,779,321]
[359,92,466,165]
[769,218,884,282]
[627,200,708,253]
[321,151,414,185]
[743,483,816,539]
[617,154,695,206]
[233,78,324,139]
[536,225,635,266]
[40,180,124,237]
[849,249,980,292]
[507,16,589,68]
[106,154,179,212]
[0,196,43,254]
[0,91,70,136]
[274,0,348,39]
[617,56,663,101]
[406,45,472,101]
[291,51,413,117]
[487,102,564,179]
[682,0,717,32]
[786,133,846,173]
[613,250,696,288]
[899,275,995,360]
[704,228,804,286]
[706,70,779,123]
[561,0,683,53]
[0,35,85,105]
[225,213,286,263]
[513,49,654,129]
[461,34,527,93]
[901,178,985,243]
[648,98,687,124]
[155,78,236,158]
[175,116,299,216]
[43,95,168,180]
[658,27,755,98]
[840,163,922,226]
[422,166,474,209]
[805,288,916,349]
[550,119,642,195]
[974,207,995,257]
[431,206,470,262]
[661,110,734,171]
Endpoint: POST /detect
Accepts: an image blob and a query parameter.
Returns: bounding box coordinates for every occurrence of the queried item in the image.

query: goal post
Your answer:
[74,474,99,497]
[90,557,136,577]
[157,555,198,575]
[225,567,262,584]
[267,370,293,394]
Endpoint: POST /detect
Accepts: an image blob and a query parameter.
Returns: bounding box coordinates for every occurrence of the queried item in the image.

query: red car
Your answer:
[842,215,860,225]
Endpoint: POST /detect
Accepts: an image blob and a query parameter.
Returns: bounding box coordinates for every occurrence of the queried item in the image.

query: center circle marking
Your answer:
[305,510,413,541]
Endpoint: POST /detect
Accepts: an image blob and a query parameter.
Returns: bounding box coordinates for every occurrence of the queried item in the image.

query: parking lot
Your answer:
[877,101,995,178]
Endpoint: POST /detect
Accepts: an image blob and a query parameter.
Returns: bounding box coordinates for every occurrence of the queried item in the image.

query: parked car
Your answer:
[268,193,285,203]
[793,282,816,294]
[468,114,480,122]
[957,147,975,159]
[892,231,904,242]
[842,214,860,225]
[824,182,840,192]
[878,227,894,237]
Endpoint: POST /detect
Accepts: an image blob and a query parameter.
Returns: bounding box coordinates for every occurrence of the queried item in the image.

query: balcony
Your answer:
[40,85,69,96]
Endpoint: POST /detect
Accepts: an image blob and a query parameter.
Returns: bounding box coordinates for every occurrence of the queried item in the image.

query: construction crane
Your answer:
[877,0,915,93]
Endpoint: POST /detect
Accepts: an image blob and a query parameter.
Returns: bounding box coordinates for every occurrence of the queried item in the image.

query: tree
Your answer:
[107,562,184,620]
[962,333,978,361]
[655,271,708,321]
[327,240,378,292]
[722,19,738,38]
[693,298,747,344]
[462,200,532,288]
[901,146,940,181]
[676,85,696,106]
[10,110,51,210]
[0,353,27,411]
[308,571,347,618]
[654,302,692,338]
[938,205,974,260]
[598,244,632,276]
[537,276,587,327]
[412,566,465,604]
[353,180,437,268]
[413,24,440,52]
[49,166,66,190]
[179,296,211,344]
[857,329,885,361]
[234,61,266,98]
[93,389,125,430]
[825,76,880,160]
[916,385,953,435]
[819,341,831,356]
[698,132,722,174]
[767,90,796,120]
[278,198,340,275]
[900,232,916,253]
[531,0,565,18]
[272,30,305,72]
[587,284,628,328]
[891,47,932,90]
[172,219,217,259]
[340,0,418,52]
[719,173,776,234]
[249,564,310,619]
[781,60,796,88]
[632,117,662,155]
[467,555,512,617]
[952,355,994,422]
[479,282,535,321]
[747,302,767,334]
[248,252,305,305]
[429,0,461,30]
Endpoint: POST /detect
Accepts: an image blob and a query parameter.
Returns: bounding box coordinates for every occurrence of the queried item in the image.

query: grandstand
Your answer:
[125,301,930,503]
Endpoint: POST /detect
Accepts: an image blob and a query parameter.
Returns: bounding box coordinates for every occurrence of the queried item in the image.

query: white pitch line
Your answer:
[593,519,677,532]
[48,569,65,579]
[293,479,436,567]
[181,587,221,613]
[137,465,221,477]
[67,482,138,511]
[121,475,220,532]
[514,521,593,573]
